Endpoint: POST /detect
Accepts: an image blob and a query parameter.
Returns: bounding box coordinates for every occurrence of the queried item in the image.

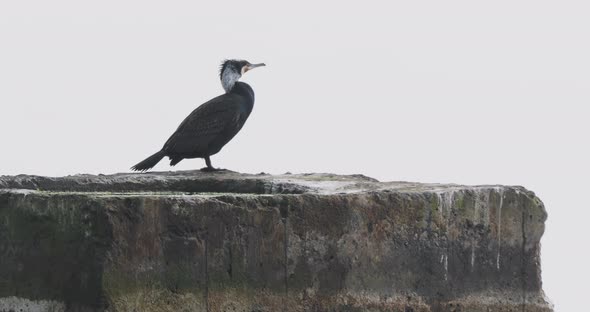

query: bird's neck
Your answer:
[231,82,254,100]
[230,82,255,113]
[221,70,241,93]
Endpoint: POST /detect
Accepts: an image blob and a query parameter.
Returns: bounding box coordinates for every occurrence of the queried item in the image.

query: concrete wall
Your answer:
[0,172,552,312]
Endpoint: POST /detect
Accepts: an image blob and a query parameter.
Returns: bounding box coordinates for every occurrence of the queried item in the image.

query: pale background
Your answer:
[1,1,588,310]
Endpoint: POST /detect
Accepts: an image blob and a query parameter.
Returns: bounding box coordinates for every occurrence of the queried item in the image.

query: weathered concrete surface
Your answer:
[0,171,552,312]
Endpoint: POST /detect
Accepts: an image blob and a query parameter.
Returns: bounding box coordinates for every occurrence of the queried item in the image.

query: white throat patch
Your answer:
[221,70,241,93]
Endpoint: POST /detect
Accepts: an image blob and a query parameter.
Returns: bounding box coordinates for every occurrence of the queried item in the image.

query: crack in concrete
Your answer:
[496,188,504,270]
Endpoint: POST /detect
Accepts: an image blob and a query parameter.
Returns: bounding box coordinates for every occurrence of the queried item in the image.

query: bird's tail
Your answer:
[131,150,166,172]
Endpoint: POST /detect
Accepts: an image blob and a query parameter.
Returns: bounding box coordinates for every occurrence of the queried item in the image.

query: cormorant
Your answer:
[131,59,265,172]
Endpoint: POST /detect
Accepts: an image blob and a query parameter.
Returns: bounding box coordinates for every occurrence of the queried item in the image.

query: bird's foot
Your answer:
[200,167,221,172]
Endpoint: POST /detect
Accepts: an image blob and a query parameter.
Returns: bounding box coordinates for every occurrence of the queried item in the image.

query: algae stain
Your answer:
[435,191,454,281]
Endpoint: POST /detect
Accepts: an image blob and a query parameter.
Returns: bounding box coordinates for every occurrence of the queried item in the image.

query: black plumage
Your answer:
[131,59,265,172]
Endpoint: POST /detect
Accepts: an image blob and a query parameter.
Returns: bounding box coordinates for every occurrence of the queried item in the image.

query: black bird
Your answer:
[131,59,265,172]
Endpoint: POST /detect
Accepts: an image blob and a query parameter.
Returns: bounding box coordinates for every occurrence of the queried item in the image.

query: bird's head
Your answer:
[219,59,265,93]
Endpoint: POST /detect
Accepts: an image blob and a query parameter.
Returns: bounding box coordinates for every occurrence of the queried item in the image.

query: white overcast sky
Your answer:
[1,1,588,310]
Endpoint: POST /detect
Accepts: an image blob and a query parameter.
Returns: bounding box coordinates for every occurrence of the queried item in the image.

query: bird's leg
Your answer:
[205,156,213,169]
[200,156,216,172]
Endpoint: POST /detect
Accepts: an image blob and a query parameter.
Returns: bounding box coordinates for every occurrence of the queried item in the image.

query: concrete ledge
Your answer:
[0,171,552,311]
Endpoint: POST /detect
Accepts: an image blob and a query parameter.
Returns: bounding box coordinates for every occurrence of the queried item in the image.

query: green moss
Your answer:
[103,268,206,312]
[454,193,465,210]
[103,264,204,295]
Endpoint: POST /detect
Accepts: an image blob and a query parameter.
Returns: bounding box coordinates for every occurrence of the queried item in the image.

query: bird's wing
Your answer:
[163,93,243,154]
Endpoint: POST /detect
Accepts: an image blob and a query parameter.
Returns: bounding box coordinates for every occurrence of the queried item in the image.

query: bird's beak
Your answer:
[246,63,266,72]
